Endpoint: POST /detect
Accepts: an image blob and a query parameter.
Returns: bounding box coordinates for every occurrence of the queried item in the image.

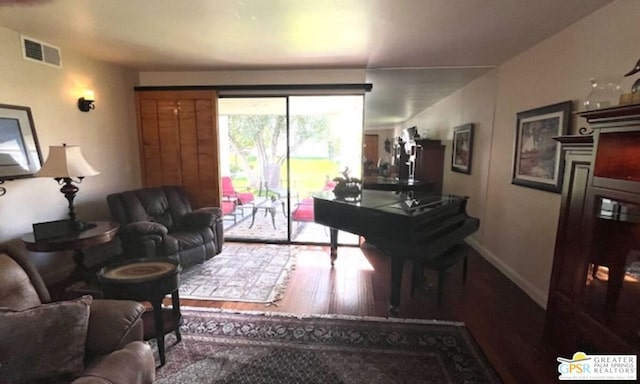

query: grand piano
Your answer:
[313,189,480,312]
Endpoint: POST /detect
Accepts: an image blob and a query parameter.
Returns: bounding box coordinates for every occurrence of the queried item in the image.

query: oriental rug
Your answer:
[179,243,296,304]
[155,309,500,384]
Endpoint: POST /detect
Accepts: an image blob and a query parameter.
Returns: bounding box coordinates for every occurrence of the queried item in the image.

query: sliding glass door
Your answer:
[288,95,362,245]
[218,97,289,242]
[219,94,363,246]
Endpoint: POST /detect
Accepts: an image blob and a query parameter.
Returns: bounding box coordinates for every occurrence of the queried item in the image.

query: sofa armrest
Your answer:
[72,341,155,384]
[181,209,218,230]
[119,222,168,259]
[85,300,146,357]
[120,221,168,237]
[193,207,224,254]
[195,206,223,218]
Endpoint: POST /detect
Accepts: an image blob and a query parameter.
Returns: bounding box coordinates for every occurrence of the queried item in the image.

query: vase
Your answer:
[583,76,622,110]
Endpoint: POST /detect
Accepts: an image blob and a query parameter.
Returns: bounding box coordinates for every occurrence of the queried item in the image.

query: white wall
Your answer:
[402,0,640,307]
[0,26,141,281]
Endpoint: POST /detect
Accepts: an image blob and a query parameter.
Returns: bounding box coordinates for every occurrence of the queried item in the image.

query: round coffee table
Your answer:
[98,258,181,367]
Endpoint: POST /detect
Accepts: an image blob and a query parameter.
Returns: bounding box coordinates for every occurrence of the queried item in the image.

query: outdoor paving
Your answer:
[223,197,358,245]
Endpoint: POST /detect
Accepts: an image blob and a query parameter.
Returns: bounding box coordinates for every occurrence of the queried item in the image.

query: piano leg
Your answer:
[329,227,338,267]
[390,256,404,313]
[410,260,425,298]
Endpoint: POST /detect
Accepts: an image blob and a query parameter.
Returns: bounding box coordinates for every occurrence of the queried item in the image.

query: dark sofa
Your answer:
[107,186,224,269]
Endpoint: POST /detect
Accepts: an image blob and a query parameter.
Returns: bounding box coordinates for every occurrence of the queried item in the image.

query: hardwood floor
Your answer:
[179,242,559,383]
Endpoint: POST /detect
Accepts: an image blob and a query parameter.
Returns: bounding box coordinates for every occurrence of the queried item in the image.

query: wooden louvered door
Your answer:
[135,90,221,208]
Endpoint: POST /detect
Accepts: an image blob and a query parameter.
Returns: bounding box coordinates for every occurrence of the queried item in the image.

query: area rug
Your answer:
[155,308,500,383]
[179,243,296,304]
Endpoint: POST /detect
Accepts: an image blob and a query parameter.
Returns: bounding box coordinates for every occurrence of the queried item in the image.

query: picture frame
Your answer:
[512,101,571,193]
[0,104,43,180]
[33,219,73,241]
[451,123,474,174]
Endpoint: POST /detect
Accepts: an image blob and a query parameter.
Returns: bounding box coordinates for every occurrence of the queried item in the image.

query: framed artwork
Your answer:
[0,104,43,180]
[451,123,474,174]
[512,101,571,193]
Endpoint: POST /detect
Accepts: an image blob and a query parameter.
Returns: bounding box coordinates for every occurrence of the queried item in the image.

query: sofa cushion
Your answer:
[0,253,43,310]
[171,228,214,251]
[0,295,92,383]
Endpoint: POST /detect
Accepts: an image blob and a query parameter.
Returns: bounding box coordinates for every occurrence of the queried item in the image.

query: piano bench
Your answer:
[412,243,469,305]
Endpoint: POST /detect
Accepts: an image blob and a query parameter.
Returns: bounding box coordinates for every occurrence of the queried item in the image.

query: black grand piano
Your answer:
[313,189,480,312]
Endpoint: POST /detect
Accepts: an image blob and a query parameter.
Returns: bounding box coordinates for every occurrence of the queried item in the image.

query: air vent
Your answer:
[21,36,62,68]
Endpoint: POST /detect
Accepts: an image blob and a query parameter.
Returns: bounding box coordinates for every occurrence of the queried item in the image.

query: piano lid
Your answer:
[312,189,464,217]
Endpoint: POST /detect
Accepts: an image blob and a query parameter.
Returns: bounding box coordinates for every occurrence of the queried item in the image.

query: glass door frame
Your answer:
[218,93,365,246]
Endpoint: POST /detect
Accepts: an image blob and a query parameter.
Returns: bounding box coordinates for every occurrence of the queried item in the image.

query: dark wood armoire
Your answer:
[414,139,445,194]
[544,104,640,355]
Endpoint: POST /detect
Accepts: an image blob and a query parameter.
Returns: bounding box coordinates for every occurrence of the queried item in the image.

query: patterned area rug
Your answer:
[156,309,500,383]
[179,243,296,303]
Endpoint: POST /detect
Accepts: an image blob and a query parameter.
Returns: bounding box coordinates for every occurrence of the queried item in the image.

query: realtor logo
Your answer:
[557,352,637,381]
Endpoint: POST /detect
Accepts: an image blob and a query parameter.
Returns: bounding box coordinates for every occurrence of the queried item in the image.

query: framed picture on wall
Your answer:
[451,123,474,174]
[511,101,571,193]
[0,104,43,180]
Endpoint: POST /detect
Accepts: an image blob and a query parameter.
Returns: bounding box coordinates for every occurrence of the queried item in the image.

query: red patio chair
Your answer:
[291,180,335,230]
[292,197,314,222]
[221,176,255,206]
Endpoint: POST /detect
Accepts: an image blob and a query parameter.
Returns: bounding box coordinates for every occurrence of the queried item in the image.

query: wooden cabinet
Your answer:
[135,90,221,208]
[543,135,594,354]
[544,104,640,356]
[415,139,445,194]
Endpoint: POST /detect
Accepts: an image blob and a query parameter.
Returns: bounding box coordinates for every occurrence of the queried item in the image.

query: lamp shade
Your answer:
[35,145,99,178]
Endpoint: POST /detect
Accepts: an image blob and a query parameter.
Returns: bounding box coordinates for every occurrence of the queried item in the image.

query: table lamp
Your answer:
[35,144,99,231]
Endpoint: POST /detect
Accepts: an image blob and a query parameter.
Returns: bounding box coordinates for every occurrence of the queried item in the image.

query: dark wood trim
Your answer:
[134,83,373,93]
[577,104,640,125]
[553,134,594,146]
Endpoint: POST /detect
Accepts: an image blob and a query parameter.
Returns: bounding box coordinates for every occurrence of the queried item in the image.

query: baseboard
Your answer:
[466,238,548,309]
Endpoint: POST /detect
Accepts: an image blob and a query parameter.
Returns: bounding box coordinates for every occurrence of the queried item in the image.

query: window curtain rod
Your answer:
[134,83,372,95]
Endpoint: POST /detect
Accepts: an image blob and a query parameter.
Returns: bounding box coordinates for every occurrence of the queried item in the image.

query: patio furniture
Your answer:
[222,200,239,223]
[250,195,286,229]
[258,179,287,199]
[292,197,314,223]
[222,176,255,206]
[291,180,336,227]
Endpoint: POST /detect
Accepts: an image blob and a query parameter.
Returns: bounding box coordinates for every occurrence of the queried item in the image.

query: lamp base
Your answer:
[71,219,97,232]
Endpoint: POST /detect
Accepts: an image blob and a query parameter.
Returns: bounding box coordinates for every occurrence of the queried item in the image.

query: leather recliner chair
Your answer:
[107,186,224,269]
[0,241,155,384]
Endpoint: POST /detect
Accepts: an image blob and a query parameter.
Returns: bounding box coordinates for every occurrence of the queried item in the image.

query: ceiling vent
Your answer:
[21,36,62,68]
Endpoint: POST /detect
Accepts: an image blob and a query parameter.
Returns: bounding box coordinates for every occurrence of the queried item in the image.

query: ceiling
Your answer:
[0,0,611,130]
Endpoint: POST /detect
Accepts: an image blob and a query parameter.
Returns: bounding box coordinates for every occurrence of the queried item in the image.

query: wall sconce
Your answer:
[78,90,95,112]
[35,144,100,231]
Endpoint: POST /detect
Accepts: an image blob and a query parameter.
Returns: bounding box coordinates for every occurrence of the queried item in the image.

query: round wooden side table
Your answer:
[22,221,120,281]
[98,258,181,367]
